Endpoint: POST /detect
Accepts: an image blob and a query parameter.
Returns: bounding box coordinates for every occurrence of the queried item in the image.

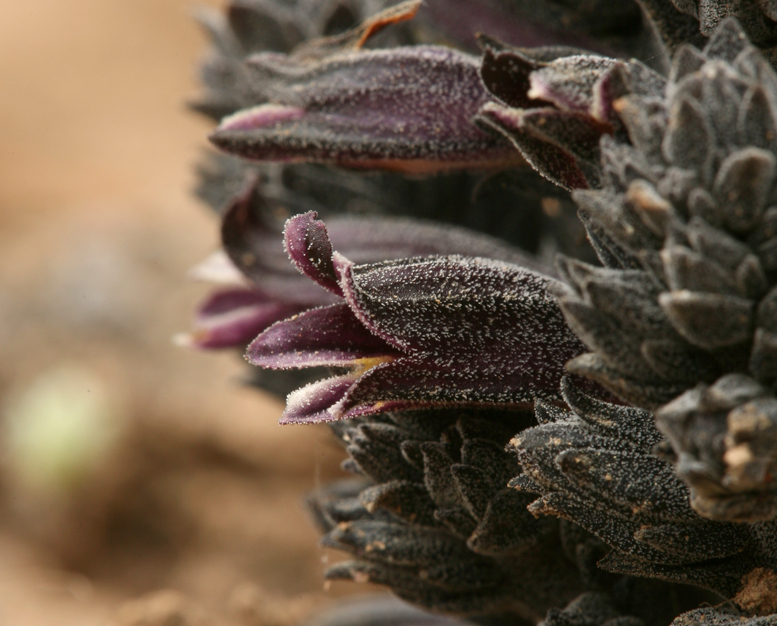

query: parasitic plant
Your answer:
[183,1,777,624]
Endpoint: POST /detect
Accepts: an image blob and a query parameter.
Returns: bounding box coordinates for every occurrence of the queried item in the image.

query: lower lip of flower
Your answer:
[279,355,398,425]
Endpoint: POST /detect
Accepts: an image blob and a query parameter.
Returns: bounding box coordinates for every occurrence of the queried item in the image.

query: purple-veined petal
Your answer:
[279,363,416,425]
[210,46,523,173]
[247,303,400,368]
[184,287,303,349]
[332,357,537,421]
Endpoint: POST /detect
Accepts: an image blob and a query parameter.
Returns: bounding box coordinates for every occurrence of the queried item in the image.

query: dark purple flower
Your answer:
[205,0,522,175]
[183,175,550,350]
[247,212,586,424]
[209,42,524,174]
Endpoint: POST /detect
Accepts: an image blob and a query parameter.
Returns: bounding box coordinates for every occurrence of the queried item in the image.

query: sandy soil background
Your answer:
[0,1,358,623]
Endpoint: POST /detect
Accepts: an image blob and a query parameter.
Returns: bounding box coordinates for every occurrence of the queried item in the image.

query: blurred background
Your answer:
[0,1,352,623]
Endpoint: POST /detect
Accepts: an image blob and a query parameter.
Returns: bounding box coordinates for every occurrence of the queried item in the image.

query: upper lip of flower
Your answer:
[246,211,586,424]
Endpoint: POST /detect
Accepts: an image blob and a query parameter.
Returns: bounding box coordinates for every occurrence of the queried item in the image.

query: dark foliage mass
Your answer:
[554,19,777,525]
[307,408,580,621]
[184,1,777,624]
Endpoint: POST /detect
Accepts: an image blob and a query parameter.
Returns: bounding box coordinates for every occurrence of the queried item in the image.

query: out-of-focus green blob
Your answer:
[4,365,123,495]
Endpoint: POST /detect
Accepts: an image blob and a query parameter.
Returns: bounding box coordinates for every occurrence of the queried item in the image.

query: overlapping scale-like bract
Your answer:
[313,405,719,625]
[555,18,777,524]
[510,377,777,615]
[307,408,583,621]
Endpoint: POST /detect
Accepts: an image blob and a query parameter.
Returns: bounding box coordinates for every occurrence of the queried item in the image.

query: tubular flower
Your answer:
[553,19,777,521]
[510,377,777,616]
[208,44,522,174]
[205,1,524,174]
[184,174,550,351]
[246,212,585,424]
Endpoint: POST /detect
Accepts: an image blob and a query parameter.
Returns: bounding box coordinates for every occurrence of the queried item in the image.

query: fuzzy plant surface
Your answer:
[183,1,777,625]
[552,19,777,526]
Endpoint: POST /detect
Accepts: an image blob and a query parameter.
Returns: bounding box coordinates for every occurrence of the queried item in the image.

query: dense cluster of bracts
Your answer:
[185,1,777,625]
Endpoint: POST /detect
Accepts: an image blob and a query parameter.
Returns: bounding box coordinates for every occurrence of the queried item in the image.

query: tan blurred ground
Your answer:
[0,1,354,624]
